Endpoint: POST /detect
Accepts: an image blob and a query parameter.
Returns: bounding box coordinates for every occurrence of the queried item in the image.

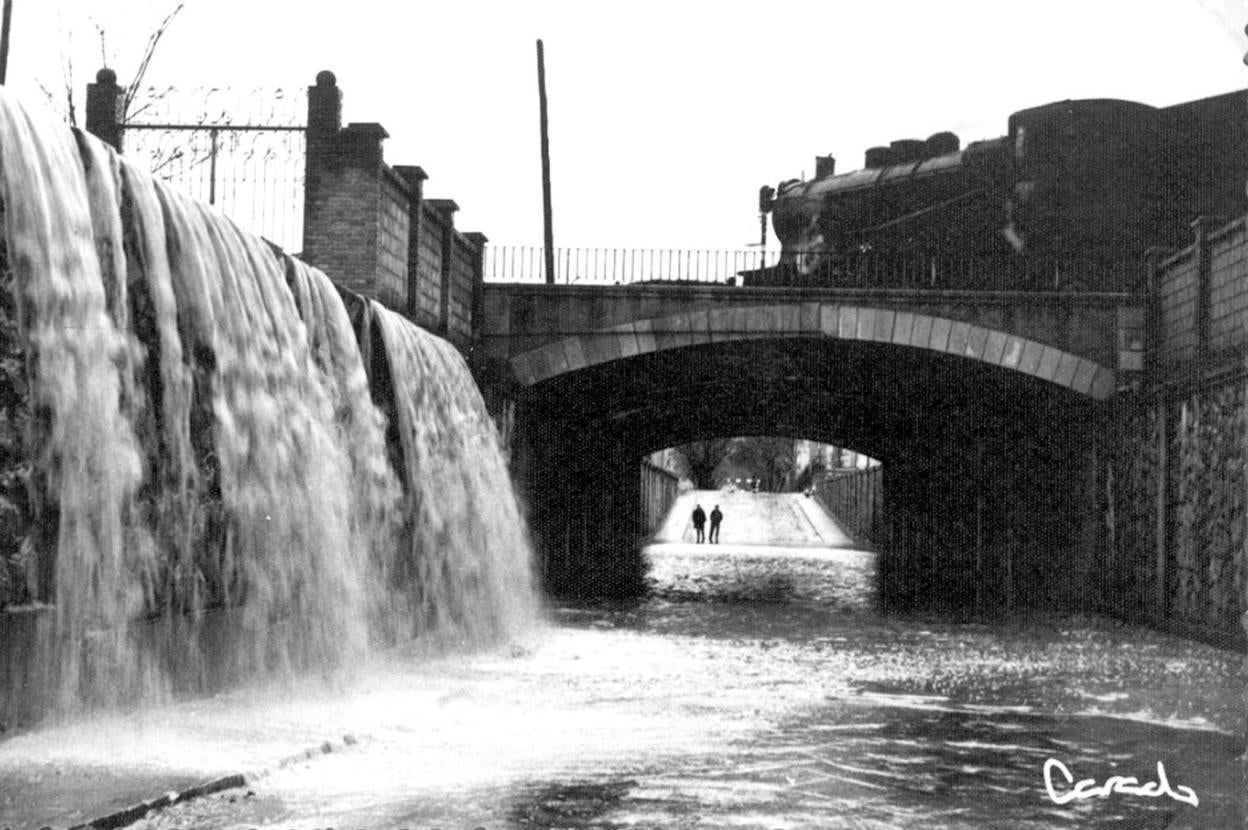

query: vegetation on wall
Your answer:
[1104,387,1247,643]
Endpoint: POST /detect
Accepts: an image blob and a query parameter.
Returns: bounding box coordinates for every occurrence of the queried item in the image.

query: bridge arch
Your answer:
[507,303,1116,400]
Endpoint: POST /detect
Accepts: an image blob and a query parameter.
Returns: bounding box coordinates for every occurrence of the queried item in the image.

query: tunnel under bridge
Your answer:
[479,283,1145,610]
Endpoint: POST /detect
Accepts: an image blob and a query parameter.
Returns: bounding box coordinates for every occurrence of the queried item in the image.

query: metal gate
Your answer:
[121,85,307,252]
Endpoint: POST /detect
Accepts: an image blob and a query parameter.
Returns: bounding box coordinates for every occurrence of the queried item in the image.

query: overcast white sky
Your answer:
[8,1,1248,253]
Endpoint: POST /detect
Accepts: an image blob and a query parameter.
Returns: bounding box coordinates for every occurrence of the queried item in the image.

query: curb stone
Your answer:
[63,733,362,830]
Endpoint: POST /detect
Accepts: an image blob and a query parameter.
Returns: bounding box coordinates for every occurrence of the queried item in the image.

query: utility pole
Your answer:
[537,39,555,285]
[0,0,14,85]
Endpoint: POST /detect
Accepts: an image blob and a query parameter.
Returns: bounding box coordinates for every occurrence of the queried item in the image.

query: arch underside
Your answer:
[514,331,1105,607]
[518,336,1098,467]
[509,304,1116,401]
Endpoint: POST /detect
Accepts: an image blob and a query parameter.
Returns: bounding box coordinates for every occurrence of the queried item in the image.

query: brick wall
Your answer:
[447,232,477,348]
[1157,249,1198,369]
[1105,213,1248,649]
[304,160,383,298]
[1208,220,1248,355]
[412,203,446,330]
[376,167,410,310]
[1156,215,1248,380]
[301,73,487,350]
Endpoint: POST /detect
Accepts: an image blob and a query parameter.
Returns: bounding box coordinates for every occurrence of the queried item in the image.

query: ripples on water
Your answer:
[527,544,1244,830]
[131,542,1241,830]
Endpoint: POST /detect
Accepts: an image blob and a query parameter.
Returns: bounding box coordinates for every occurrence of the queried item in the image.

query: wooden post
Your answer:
[0,0,13,85]
[537,39,555,285]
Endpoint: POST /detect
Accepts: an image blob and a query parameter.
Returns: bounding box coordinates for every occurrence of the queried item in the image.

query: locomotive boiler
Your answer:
[764,89,1248,291]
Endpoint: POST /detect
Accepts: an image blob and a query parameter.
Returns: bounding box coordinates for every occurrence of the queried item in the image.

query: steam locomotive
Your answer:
[761,89,1248,291]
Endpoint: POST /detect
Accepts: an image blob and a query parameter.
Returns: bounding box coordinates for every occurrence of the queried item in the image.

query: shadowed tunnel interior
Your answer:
[510,336,1107,612]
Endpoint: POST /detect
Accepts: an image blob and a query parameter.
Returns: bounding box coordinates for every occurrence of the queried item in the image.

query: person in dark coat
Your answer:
[709,505,723,543]
[691,503,706,543]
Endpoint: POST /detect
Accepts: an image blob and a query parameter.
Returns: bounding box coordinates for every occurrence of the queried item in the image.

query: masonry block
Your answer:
[873,309,895,342]
[819,304,840,337]
[983,330,1008,365]
[616,323,640,358]
[856,307,877,341]
[909,315,934,349]
[1053,351,1080,388]
[965,325,989,360]
[892,311,915,345]
[634,318,658,354]
[564,337,588,372]
[947,321,971,355]
[839,306,858,339]
[689,310,711,345]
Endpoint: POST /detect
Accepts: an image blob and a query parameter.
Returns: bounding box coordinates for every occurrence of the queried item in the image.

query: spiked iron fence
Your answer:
[484,246,779,285]
[484,245,1145,292]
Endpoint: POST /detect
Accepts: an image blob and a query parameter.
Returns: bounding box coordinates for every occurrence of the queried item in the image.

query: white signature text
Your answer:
[1043,758,1198,807]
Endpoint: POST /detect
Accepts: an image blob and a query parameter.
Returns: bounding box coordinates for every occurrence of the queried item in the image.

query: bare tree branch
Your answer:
[62,38,77,126]
[94,22,108,69]
[122,1,186,123]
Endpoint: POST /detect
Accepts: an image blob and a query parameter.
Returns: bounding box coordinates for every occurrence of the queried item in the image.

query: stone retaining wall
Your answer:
[1100,216,1248,649]
[1104,384,1248,649]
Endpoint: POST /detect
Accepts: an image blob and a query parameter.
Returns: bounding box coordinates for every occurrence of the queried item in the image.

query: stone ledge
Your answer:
[64,734,362,830]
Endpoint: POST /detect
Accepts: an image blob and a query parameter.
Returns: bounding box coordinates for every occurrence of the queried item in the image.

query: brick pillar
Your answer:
[427,199,459,337]
[394,165,428,321]
[302,70,342,261]
[463,231,488,352]
[300,72,397,302]
[85,68,123,151]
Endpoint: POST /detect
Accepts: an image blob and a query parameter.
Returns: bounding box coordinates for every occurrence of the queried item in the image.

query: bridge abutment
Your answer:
[520,419,648,597]
[876,395,1105,616]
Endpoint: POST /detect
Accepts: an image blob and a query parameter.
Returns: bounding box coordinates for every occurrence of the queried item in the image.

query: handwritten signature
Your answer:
[1043,758,1198,807]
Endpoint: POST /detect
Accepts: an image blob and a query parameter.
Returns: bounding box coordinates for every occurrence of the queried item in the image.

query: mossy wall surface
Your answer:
[1107,386,1247,646]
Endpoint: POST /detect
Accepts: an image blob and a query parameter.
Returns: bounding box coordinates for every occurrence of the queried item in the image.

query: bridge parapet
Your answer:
[484,245,1143,293]
[482,285,1145,400]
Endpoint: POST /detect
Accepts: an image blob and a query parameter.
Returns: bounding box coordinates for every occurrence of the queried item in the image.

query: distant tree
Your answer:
[721,436,797,492]
[673,438,734,489]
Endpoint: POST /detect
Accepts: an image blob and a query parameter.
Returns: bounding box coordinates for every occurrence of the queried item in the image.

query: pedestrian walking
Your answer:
[691,503,706,543]
[709,505,722,543]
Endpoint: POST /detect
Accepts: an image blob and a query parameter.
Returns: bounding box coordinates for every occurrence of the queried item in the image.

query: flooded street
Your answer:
[4,492,1244,829]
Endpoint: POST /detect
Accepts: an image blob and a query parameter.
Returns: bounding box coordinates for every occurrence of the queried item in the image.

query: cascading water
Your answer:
[0,88,536,726]
[283,258,403,640]
[371,303,536,645]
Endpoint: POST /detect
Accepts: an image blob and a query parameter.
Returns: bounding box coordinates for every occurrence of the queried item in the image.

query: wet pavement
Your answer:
[2,490,1244,829]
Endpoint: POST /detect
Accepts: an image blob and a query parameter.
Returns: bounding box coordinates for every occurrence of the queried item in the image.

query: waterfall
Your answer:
[372,303,536,645]
[0,89,535,724]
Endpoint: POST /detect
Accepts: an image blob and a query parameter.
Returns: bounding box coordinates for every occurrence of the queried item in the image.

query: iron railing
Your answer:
[121,85,307,252]
[485,245,1147,293]
[759,251,1147,293]
[484,246,779,285]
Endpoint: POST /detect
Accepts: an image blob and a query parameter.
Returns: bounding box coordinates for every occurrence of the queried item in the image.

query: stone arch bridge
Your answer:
[478,283,1145,605]
[483,285,1143,399]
